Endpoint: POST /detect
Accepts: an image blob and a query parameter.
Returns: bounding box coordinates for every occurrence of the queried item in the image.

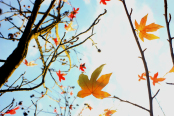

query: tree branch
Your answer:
[121,0,153,115]
[112,96,150,112]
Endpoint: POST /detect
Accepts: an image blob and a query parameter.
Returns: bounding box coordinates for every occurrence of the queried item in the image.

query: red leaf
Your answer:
[69,105,73,110]
[79,63,86,72]
[56,70,66,82]
[100,0,110,5]
[70,91,73,96]
[5,106,20,115]
[53,38,59,46]
[54,108,57,113]
[68,7,79,20]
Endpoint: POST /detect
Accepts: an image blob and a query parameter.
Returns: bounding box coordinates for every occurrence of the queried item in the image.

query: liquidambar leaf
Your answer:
[169,66,174,73]
[150,72,165,86]
[77,64,112,99]
[135,14,164,42]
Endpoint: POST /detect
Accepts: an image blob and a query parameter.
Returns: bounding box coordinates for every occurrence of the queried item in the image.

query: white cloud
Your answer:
[83,0,90,4]
[28,39,39,57]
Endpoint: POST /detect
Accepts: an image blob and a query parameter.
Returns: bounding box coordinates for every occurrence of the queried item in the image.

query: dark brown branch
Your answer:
[166,82,174,85]
[164,0,174,65]
[73,9,107,39]
[0,0,42,88]
[0,60,6,62]
[112,96,150,112]
[121,0,153,115]
[0,98,15,112]
[130,8,133,16]
[34,0,56,31]
[16,0,21,13]
[152,89,160,99]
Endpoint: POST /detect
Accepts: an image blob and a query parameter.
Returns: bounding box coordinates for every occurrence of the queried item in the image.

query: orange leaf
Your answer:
[150,72,165,86]
[169,66,174,73]
[104,109,116,116]
[135,14,164,42]
[70,91,73,96]
[77,64,112,99]
[138,73,146,81]
[64,22,76,32]
[138,71,150,81]
[23,59,37,67]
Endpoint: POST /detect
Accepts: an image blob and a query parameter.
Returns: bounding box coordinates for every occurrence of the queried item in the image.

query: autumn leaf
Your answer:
[169,66,174,73]
[100,0,110,5]
[64,22,76,32]
[5,106,20,115]
[77,64,112,99]
[84,103,92,110]
[60,107,66,109]
[138,73,146,81]
[53,38,59,46]
[56,70,67,82]
[68,7,79,20]
[103,109,116,116]
[54,108,57,113]
[23,59,37,67]
[69,105,73,110]
[70,91,73,96]
[150,72,165,86]
[79,63,86,72]
[135,14,164,42]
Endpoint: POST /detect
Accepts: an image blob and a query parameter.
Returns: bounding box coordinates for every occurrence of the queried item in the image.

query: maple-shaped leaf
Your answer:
[104,109,116,116]
[150,72,166,86]
[56,70,67,82]
[64,22,76,32]
[23,59,37,67]
[135,14,164,42]
[79,63,86,72]
[77,64,112,99]
[68,7,79,20]
[100,0,110,5]
[5,106,20,115]
[138,72,147,81]
[53,38,59,46]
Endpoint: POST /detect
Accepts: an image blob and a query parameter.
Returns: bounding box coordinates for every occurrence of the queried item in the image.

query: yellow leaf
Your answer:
[104,109,116,116]
[77,64,112,99]
[64,22,76,32]
[169,66,174,73]
[135,14,164,42]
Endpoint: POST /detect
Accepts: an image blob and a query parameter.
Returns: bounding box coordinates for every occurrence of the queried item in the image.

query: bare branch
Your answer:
[111,96,150,112]
[152,89,160,99]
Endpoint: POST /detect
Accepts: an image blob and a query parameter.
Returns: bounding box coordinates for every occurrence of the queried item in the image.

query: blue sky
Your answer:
[1,0,174,116]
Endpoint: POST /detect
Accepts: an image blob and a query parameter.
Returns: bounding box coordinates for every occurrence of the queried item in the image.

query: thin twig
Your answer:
[111,96,150,112]
[152,89,160,99]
